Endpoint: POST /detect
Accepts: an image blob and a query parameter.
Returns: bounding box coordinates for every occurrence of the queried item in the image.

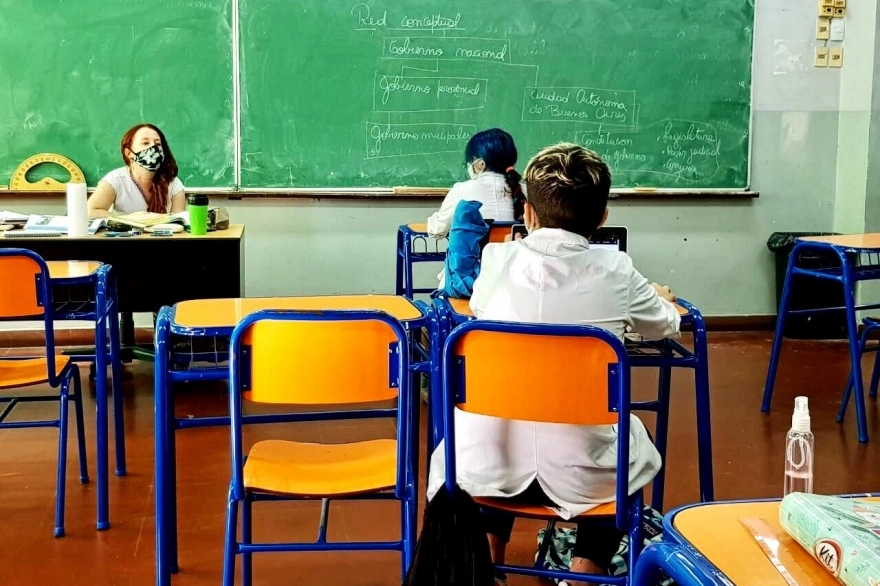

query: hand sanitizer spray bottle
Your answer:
[784,396,814,496]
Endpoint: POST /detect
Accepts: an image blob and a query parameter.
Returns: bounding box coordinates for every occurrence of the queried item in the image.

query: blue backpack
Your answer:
[441,200,491,299]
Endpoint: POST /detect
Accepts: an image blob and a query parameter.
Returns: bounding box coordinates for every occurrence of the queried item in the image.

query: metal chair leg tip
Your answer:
[97,521,110,531]
[54,528,65,538]
[79,476,90,484]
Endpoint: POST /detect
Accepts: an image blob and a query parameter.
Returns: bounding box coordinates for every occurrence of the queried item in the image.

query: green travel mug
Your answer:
[187,194,209,235]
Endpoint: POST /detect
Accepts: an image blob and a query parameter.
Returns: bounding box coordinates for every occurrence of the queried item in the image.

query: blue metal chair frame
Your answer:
[429,295,714,511]
[839,316,880,423]
[220,309,417,586]
[395,222,518,299]
[763,239,880,442]
[395,224,448,298]
[441,319,643,585]
[153,300,429,586]
[0,249,89,537]
[632,542,733,586]
[50,262,126,530]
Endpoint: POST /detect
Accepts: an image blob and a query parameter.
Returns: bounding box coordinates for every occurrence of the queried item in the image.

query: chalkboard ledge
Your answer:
[0,187,759,200]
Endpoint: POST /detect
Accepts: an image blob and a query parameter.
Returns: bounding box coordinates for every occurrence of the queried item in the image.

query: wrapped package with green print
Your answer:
[779,493,880,586]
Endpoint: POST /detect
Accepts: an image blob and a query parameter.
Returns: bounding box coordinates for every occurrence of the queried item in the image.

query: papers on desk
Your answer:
[0,209,29,225]
[24,214,105,235]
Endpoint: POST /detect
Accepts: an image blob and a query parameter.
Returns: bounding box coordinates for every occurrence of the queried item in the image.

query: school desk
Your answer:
[431,296,713,511]
[664,496,880,585]
[44,261,123,531]
[763,233,880,442]
[0,225,245,356]
[152,295,428,586]
[395,222,515,298]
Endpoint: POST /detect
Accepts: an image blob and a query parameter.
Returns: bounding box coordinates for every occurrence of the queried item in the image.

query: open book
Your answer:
[108,211,189,230]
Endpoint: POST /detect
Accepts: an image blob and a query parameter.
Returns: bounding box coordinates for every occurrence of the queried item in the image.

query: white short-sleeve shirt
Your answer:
[99,167,185,214]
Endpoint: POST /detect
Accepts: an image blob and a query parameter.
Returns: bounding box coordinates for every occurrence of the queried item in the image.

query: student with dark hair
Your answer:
[427,128,525,238]
[427,143,679,586]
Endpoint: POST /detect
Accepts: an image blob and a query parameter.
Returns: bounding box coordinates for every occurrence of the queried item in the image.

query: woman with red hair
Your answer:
[88,123,186,217]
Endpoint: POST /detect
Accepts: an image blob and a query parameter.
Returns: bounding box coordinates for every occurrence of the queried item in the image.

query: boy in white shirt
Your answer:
[427,143,679,585]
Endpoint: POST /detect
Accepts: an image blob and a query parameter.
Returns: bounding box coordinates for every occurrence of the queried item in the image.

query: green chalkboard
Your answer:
[0,0,233,188]
[239,0,754,188]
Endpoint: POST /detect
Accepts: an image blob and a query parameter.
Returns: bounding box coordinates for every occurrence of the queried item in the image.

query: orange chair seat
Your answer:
[473,497,616,520]
[0,356,69,390]
[243,439,398,497]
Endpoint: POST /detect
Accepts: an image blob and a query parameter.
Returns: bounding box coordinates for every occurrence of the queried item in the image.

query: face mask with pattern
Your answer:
[131,144,164,172]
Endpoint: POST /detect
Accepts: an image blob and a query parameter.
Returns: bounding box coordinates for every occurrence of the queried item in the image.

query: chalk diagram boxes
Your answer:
[355,6,722,183]
[364,31,510,160]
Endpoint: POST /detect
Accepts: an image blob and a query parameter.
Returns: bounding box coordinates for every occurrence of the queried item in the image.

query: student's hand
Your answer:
[651,282,677,302]
[503,233,524,242]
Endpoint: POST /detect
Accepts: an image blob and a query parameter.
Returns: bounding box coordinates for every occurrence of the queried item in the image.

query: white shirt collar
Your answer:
[524,227,591,249]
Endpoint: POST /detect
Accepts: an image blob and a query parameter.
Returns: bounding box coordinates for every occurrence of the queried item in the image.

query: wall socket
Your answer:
[817,17,830,39]
[830,46,844,67]
[815,46,829,67]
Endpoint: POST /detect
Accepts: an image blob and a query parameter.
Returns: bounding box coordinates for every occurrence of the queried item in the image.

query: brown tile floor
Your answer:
[1,333,880,585]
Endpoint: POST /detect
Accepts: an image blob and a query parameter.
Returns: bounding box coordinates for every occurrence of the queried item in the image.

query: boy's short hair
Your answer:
[523,143,611,239]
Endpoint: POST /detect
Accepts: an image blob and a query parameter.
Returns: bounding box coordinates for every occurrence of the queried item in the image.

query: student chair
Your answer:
[222,309,417,586]
[395,221,515,299]
[838,315,880,423]
[441,320,644,585]
[632,542,733,586]
[0,249,89,537]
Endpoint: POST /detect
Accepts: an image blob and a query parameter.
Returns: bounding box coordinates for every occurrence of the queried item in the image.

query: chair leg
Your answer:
[870,338,880,400]
[401,486,417,579]
[71,368,90,484]
[763,254,797,412]
[838,326,868,423]
[534,520,556,569]
[108,307,127,477]
[651,357,672,512]
[54,382,71,538]
[627,495,645,585]
[242,496,252,586]
[222,489,239,586]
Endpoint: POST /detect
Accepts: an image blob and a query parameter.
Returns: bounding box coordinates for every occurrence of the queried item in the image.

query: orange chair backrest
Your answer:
[451,329,620,425]
[240,318,400,405]
[0,255,45,319]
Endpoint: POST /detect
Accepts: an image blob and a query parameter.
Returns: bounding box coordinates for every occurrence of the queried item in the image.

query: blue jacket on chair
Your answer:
[441,200,490,299]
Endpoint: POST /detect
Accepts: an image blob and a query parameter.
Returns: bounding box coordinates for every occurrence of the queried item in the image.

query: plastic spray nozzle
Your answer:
[792,396,811,432]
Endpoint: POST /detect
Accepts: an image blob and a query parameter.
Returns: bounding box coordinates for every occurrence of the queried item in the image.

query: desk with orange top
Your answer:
[153,295,428,586]
[432,295,713,511]
[1,226,245,353]
[664,496,880,585]
[763,233,880,443]
[395,222,514,298]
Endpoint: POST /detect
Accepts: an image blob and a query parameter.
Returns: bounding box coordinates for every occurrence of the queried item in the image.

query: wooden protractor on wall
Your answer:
[9,153,86,190]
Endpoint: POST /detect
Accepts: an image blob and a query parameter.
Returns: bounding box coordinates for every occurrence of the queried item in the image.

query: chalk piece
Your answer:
[633,187,658,192]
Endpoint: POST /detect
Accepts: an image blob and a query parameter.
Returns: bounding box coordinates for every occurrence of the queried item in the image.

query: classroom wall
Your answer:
[1,0,871,319]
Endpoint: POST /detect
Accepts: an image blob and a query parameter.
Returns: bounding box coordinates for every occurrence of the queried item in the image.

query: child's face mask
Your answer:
[466,158,484,180]
[131,144,164,172]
